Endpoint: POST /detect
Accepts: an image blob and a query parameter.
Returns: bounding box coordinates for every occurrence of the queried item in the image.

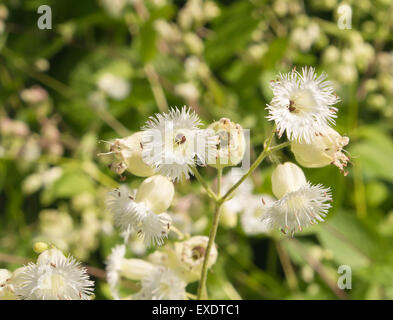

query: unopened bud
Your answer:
[121,259,155,281]
[33,242,49,254]
[135,175,175,213]
[271,162,307,199]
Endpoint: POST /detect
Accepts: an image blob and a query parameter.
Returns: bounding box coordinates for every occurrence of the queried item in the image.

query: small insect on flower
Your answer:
[15,248,94,300]
[141,106,217,182]
[260,162,332,236]
[266,66,340,144]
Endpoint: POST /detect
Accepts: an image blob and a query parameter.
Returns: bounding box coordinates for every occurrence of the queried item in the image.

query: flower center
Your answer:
[191,245,205,260]
[171,130,195,163]
[174,133,187,145]
[39,271,66,293]
[289,89,317,113]
[286,194,309,211]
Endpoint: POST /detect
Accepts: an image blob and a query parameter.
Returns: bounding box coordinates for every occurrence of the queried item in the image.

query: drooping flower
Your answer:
[261,162,332,235]
[15,248,94,300]
[106,176,174,246]
[291,127,350,175]
[141,106,217,182]
[266,67,340,143]
[98,131,155,177]
[133,266,187,300]
[241,195,275,235]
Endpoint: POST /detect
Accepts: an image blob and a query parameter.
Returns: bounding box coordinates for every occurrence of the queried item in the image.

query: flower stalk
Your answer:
[196,125,291,299]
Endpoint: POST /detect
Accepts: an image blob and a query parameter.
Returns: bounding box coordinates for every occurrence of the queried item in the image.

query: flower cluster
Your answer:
[260,66,349,234]
[100,66,349,300]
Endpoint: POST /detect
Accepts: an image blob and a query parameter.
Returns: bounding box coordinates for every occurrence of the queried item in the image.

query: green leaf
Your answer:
[139,20,157,63]
[349,126,393,183]
[316,211,375,268]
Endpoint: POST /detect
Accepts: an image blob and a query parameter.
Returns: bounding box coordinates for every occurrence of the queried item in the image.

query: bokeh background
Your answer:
[1,0,393,300]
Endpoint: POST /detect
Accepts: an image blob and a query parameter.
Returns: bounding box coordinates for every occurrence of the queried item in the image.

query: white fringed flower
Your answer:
[105,245,126,300]
[106,185,144,230]
[134,266,186,300]
[138,212,172,247]
[15,248,94,300]
[141,106,217,182]
[241,195,275,235]
[106,184,173,247]
[267,67,340,143]
[261,162,332,235]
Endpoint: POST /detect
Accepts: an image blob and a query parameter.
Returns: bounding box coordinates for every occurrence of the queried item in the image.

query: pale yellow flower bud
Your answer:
[291,128,349,175]
[121,259,155,281]
[271,162,307,199]
[135,175,175,213]
[100,132,155,177]
[33,242,49,254]
[208,118,246,168]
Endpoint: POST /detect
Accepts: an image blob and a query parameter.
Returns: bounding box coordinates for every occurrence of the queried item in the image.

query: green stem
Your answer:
[197,125,291,300]
[197,201,222,299]
[191,166,219,202]
[217,167,222,197]
[219,126,287,204]
[144,64,168,113]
